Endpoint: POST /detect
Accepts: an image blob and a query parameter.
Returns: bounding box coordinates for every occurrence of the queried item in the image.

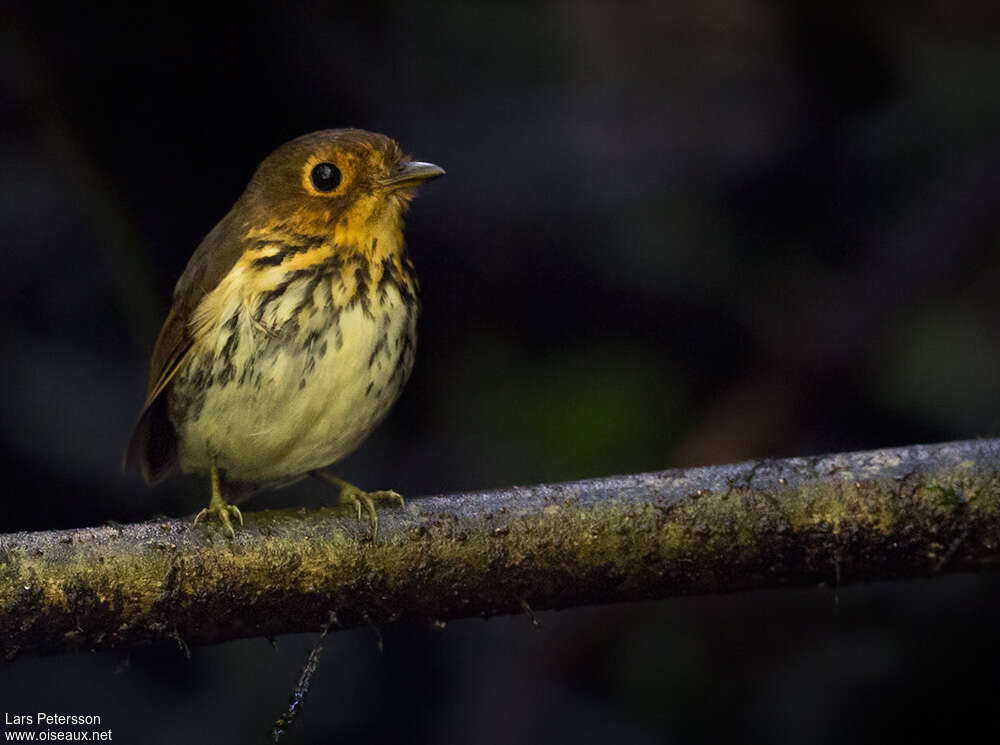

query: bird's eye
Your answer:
[310,162,341,192]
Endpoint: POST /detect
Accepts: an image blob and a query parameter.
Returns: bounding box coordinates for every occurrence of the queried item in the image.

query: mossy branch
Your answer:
[2,439,1000,659]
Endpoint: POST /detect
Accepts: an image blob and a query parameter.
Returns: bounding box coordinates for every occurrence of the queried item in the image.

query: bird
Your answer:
[124,129,444,538]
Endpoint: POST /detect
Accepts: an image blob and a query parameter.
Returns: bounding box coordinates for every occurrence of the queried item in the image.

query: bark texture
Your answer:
[2,439,999,658]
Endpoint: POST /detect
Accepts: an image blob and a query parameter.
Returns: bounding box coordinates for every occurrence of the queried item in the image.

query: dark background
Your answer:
[2,1,1000,742]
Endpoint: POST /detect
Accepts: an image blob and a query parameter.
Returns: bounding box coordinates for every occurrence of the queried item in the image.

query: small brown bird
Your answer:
[124,129,443,537]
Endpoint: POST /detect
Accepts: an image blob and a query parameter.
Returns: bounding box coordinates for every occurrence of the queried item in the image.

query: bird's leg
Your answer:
[193,455,244,539]
[310,471,404,537]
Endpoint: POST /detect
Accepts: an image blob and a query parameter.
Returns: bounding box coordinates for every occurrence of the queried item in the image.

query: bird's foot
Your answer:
[341,485,405,530]
[311,472,404,537]
[193,493,244,539]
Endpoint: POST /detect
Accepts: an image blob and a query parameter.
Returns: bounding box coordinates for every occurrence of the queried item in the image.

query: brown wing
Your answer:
[123,207,247,484]
[122,305,193,484]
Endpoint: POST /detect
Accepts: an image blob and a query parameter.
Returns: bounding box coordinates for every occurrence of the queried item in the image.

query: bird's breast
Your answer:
[169,239,419,481]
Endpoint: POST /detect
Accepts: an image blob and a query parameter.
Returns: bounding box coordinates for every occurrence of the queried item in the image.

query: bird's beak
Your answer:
[382,160,446,191]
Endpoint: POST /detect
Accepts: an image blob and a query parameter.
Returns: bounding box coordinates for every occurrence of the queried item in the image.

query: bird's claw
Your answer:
[194,502,244,540]
[311,472,404,538]
[339,488,404,538]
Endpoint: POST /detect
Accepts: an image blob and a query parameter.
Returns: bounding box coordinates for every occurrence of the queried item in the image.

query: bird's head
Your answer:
[238,129,444,246]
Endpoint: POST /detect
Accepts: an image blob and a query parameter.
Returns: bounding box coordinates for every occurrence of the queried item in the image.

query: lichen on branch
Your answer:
[2,439,999,659]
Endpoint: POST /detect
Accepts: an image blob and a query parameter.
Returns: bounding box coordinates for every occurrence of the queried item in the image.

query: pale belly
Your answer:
[170,285,417,482]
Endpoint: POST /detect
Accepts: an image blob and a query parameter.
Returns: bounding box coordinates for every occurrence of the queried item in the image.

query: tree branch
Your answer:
[2,439,999,658]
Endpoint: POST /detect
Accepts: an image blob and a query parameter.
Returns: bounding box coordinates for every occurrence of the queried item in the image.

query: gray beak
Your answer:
[383,160,446,190]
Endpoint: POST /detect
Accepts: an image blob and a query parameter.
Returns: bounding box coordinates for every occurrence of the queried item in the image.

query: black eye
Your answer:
[310,162,341,192]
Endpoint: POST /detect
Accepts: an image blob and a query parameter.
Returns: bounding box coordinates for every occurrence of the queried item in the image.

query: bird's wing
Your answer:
[144,306,195,406]
[122,305,194,484]
[123,208,248,484]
